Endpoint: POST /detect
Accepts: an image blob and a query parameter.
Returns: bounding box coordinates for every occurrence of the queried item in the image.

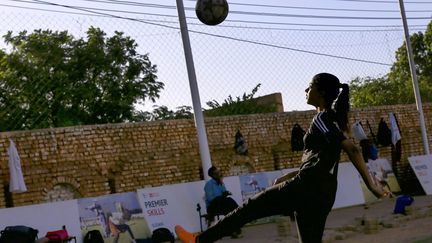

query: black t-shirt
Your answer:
[299,111,346,177]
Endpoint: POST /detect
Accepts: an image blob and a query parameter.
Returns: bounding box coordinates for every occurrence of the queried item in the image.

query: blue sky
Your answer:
[1,0,431,111]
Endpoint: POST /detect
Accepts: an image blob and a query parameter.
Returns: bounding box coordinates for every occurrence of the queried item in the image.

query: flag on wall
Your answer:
[8,139,27,193]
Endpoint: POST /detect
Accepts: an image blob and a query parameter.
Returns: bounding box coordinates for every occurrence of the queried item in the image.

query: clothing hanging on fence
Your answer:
[352,121,368,141]
[389,113,402,170]
[389,113,401,146]
[234,130,248,155]
[291,123,305,152]
[366,120,377,144]
[352,121,378,162]
[377,118,392,147]
[8,139,27,193]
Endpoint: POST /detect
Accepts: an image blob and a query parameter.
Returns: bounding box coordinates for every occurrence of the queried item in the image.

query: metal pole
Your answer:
[398,0,430,154]
[176,0,213,179]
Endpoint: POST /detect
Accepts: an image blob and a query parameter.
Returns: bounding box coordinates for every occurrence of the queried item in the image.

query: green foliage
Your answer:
[204,83,277,117]
[350,21,432,107]
[133,105,193,121]
[0,27,164,131]
[350,76,402,107]
[0,27,274,129]
[137,84,275,120]
[134,83,275,120]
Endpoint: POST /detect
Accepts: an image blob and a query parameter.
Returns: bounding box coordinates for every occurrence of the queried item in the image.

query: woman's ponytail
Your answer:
[312,73,350,132]
[334,83,350,132]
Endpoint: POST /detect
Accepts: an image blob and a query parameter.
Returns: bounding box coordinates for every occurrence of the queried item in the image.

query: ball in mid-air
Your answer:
[195,0,229,26]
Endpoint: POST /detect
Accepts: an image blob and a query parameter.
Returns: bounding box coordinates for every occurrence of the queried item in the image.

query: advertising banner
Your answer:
[334,162,365,208]
[408,155,432,195]
[137,181,206,235]
[137,177,242,235]
[357,158,401,203]
[0,167,369,242]
[0,200,82,242]
[78,192,150,243]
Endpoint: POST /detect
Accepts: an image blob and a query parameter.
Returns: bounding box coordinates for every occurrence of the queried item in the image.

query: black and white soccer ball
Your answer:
[195,0,229,26]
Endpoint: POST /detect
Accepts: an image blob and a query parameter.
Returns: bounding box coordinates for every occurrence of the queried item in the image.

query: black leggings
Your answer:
[207,196,239,217]
[198,174,337,243]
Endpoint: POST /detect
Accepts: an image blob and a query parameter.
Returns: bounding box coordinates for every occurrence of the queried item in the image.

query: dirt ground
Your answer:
[176,195,432,243]
[342,216,432,243]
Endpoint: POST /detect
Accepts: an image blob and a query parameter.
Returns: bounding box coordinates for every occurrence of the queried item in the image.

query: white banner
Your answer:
[334,162,365,208]
[0,200,82,242]
[137,177,242,235]
[0,167,368,241]
[408,154,432,195]
[137,181,204,235]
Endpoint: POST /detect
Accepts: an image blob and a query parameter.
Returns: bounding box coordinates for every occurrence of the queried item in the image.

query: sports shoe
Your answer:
[175,225,198,243]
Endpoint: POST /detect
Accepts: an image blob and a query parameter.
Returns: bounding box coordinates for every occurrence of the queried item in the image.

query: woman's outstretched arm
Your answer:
[273,170,299,185]
[341,139,387,199]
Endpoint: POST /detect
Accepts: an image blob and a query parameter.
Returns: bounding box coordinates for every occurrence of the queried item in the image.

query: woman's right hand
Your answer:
[369,185,392,199]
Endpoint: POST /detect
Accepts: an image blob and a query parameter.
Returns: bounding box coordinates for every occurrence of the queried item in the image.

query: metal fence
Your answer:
[0,0,430,131]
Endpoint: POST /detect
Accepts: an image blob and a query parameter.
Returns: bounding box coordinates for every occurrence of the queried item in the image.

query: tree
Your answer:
[204,83,277,117]
[0,27,164,131]
[350,76,400,107]
[132,105,193,121]
[141,84,277,120]
[349,21,432,107]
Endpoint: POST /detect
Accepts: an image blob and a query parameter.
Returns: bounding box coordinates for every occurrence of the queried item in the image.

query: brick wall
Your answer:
[0,184,4,208]
[0,103,430,208]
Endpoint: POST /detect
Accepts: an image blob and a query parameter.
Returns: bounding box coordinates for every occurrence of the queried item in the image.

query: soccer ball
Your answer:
[195,0,229,26]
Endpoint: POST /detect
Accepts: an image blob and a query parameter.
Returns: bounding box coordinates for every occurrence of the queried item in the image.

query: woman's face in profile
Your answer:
[305,82,321,107]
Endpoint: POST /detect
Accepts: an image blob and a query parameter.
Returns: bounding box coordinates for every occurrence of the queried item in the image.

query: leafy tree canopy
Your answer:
[349,21,432,107]
[132,105,193,121]
[204,83,277,117]
[0,27,164,131]
[139,84,276,120]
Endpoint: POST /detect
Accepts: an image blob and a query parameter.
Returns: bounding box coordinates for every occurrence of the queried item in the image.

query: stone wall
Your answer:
[0,103,431,208]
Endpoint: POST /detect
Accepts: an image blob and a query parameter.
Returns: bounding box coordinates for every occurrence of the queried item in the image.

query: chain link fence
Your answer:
[0,0,430,131]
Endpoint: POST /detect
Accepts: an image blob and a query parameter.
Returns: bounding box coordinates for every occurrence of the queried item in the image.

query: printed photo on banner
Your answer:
[359,158,401,203]
[239,172,269,201]
[239,172,275,225]
[78,192,151,243]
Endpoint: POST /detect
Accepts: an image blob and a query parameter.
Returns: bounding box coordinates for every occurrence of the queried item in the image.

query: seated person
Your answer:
[204,166,241,237]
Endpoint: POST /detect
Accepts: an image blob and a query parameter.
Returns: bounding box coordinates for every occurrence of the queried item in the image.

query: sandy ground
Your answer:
[342,216,432,243]
[176,195,432,243]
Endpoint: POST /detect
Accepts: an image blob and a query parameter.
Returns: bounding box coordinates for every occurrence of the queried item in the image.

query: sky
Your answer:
[0,0,431,112]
